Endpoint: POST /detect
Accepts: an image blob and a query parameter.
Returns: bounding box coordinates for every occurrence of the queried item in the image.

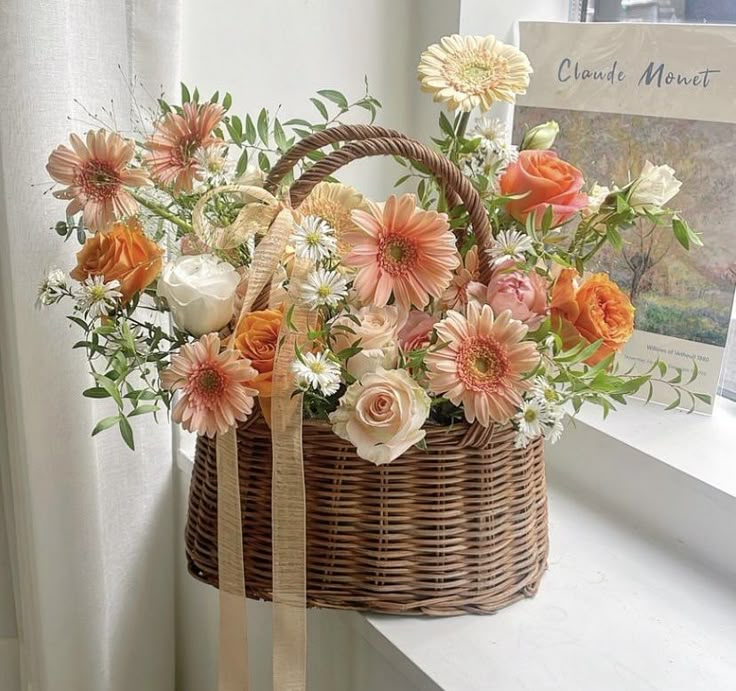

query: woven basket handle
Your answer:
[287,136,494,282]
[265,124,465,211]
[266,124,406,190]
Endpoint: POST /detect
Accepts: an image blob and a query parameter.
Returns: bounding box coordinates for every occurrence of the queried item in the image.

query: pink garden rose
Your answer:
[398,310,438,351]
[499,150,587,229]
[486,267,548,330]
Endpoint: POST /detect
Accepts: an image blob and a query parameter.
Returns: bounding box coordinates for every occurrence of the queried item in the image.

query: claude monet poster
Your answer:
[514,21,736,412]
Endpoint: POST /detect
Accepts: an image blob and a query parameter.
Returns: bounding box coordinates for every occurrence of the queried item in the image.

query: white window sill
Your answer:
[571,395,736,499]
[355,477,736,691]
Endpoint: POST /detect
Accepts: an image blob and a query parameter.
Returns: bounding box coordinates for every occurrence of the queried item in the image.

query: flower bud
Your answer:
[55,221,68,236]
[521,121,559,151]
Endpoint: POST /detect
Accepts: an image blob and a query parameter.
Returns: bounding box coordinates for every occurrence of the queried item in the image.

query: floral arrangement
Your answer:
[38,34,707,459]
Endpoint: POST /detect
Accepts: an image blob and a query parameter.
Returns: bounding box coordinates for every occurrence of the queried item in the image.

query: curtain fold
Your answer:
[0,2,181,689]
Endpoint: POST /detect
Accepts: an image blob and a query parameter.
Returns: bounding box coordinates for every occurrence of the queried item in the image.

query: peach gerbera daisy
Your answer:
[46,130,149,232]
[161,333,259,438]
[417,34,532,112]
[426,303,540,426]
[343,193,459,311]
[144,102,224,193]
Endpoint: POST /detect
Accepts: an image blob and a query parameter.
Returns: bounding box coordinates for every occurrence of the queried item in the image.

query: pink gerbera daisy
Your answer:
[343,194,459,311]
[426,303,540,426]
[144,102,225,193]
[46,129,149,232]
[161,333,259,438]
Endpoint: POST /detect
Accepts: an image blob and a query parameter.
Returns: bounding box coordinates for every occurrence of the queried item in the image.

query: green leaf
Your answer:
[664,391,682,411]
[258,151,271,172]
[236,149,249,176]
[209,90,219,103]
[157,98,171,114]
[317,89,348,109]
[283,118,314,128]
[118,416,135,451]
[128,404,160,417]
[274,118,288,151]
[180,83,191,104]
[192,87,200,103]
[245,114,256,144]
[94,374,123,409]
[67,315,89,330]
[92,415,120,436]
[672,217,690,249]
[257,108,269,145]
[83,387,110,399]
[439,112,454,137]
[310,98,329,120]
[223,92,232,110]
[693,392,712,405]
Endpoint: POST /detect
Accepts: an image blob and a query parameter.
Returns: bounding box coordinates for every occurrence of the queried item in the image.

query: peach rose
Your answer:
[551,269,634,365]
[500,150,587,229]
[70,216,162,301]
[329,367,430,465]
[398,310,438,351]
[330,305,405,378]
[232,305,283,397]
[486,266,548,330]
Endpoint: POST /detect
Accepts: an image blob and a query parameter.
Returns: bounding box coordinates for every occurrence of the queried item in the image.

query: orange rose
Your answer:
[500,150,588,229]
[232,305,283,398]
[70,217,162,301]
[551,269,634,365]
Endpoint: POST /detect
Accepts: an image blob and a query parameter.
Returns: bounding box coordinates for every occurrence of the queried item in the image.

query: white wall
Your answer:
[181,0,461,201]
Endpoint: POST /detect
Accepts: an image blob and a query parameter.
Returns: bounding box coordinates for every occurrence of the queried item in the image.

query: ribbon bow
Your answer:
[193,185,309,690]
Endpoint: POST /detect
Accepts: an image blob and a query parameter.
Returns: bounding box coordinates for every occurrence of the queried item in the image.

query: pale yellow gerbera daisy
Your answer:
[297,182,365,255]
[417,34,533,112]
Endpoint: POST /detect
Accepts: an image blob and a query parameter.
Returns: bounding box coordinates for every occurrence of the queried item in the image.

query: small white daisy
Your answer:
[515,399,546,439]
[530,377,560,407]
[301,268,348,310]
[194,144,232,178]
[471,116,507,144]
[36,268,68,307]
[292,215,337,262]
[291,350,342,396]
[543,412,565,444]
[75,276,122,319]
[486,229,534,267]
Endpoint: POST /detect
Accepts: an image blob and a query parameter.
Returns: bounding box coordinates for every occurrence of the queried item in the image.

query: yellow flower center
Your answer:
[80,161,121,200]
[523,407,538,423]
[378,235,417,276]
[195,366,225,397]
[88,285,108,302]
[457,336,510,392]
[317,285,332,298]
[444,52,509,95]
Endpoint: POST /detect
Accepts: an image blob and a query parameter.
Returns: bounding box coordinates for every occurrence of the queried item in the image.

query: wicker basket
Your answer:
[185,125,549,616]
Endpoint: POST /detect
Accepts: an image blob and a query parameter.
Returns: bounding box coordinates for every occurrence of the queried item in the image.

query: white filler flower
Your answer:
[301,268,348,309]
[486,229,534,266]
[291,351,342,396]
[75,276,122,318]
[292,215,337,262]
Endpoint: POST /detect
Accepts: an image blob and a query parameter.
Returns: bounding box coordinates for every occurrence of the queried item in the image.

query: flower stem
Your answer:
[455,111,471,141]
[131,191,193,233]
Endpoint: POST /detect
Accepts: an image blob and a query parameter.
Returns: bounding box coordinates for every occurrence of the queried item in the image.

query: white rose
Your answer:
[628,161,681,212]
[329,367,430,465]
[158,254,240,336]
[330,305,406,378]
[581,183,611,218]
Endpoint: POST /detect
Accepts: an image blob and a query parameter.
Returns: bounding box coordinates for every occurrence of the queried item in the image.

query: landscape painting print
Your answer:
[514,22,736,412]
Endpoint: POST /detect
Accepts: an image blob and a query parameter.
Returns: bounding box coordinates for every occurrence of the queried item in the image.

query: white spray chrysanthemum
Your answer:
[75,276,122,319]
[36,268,68,307]
[301,268,348,310]
[291,350,342,396]
[292,215,337,262]
[486,229,534,267]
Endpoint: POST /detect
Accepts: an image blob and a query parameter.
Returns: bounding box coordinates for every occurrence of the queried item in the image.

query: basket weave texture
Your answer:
[186,413,548,615]
[185,124,550,615]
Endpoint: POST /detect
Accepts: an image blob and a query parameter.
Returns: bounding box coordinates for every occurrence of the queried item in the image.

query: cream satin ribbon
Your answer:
[192,185,307,690]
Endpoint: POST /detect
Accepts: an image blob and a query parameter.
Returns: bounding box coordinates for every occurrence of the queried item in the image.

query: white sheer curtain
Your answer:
[0,2,181,689]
